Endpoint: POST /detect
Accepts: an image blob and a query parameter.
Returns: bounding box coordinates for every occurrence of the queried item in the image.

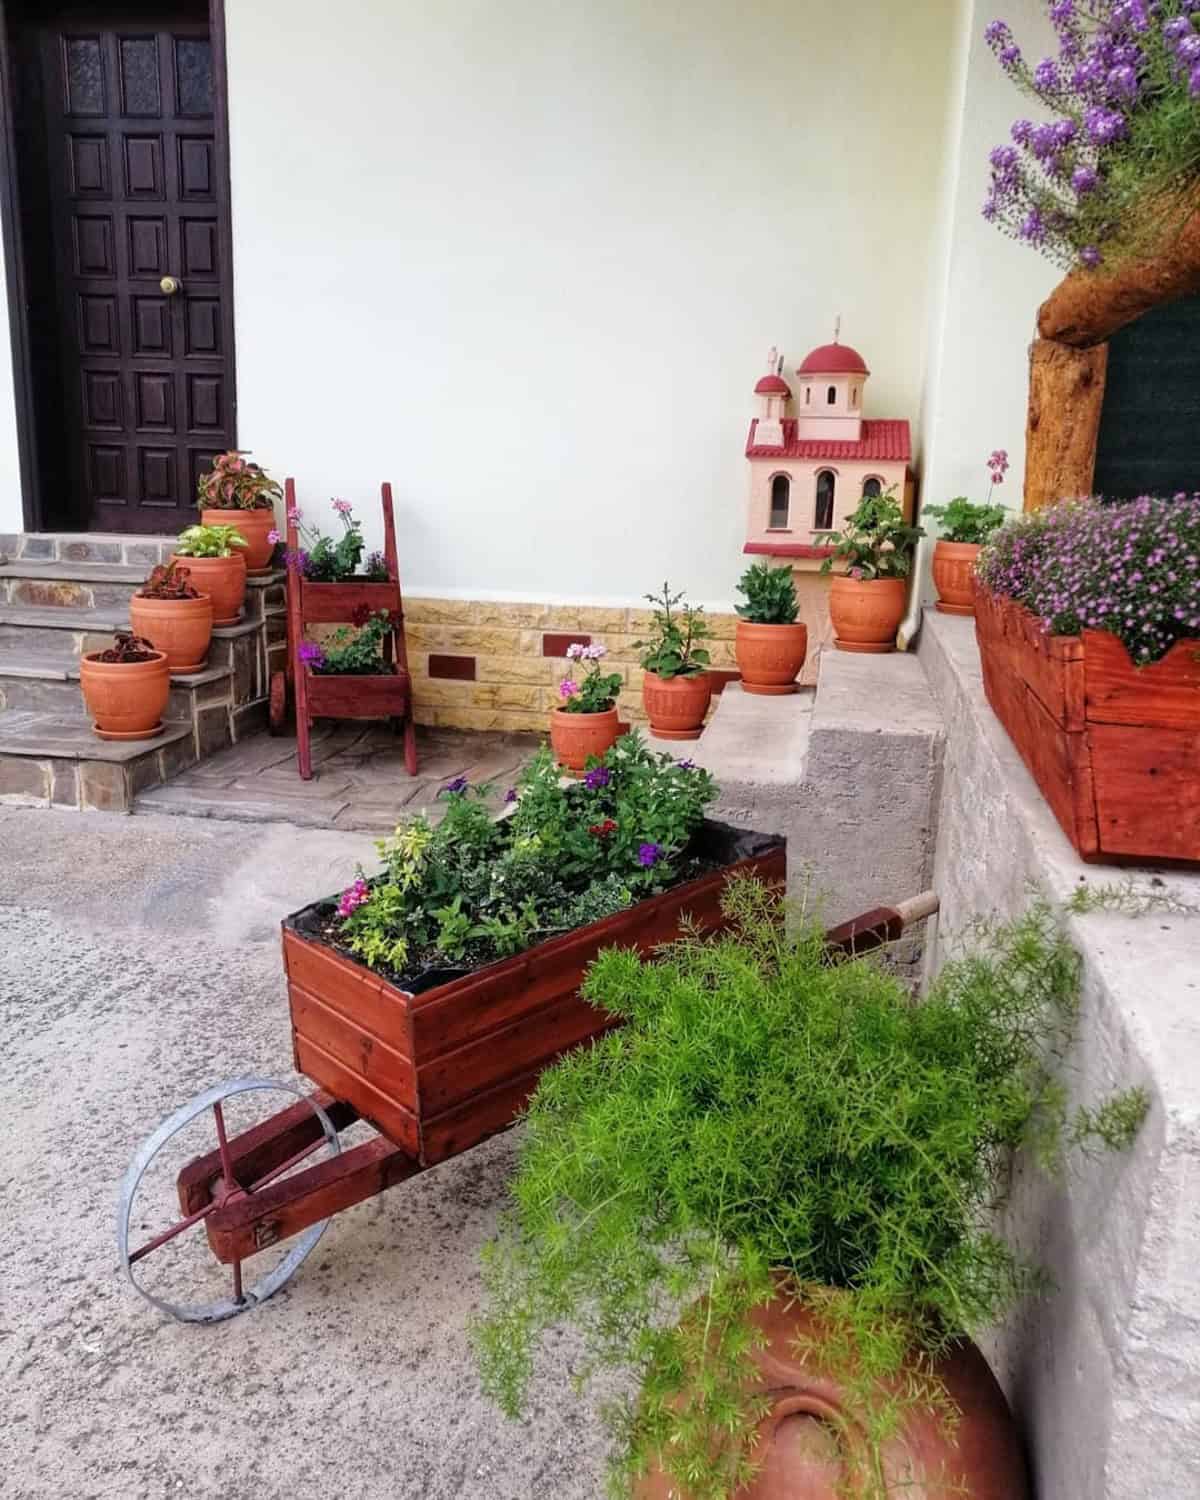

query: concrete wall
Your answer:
[220,0,957,606]
[918,609,1200,1498]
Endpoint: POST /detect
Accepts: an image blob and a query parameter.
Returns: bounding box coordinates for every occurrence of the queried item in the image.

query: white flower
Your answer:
[565,642,585,660]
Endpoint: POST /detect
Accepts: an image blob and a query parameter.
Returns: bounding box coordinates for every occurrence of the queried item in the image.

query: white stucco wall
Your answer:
[223,0,959,606]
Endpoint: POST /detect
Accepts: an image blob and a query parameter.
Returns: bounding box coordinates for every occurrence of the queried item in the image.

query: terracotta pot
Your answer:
[169,551,246,626]
[79,649,170,741]
[200,507,278,574]
[734,621,808,695]
[642,670,712,740]
[129,592,214,673]
[931,541,982,617]
[549,705,622,773]
[829,575,908,653]
[636,1286,1029,1500]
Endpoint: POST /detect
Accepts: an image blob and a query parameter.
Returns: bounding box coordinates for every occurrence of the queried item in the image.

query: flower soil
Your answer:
[975,585,1200,864]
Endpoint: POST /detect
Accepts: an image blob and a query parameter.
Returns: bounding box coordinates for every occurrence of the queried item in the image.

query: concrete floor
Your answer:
[0,805,610,1500]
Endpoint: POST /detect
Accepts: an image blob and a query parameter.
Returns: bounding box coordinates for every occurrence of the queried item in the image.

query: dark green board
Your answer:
[1093,293,1200,501]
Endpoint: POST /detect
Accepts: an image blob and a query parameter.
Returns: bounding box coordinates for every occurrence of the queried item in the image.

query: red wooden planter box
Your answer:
[304,665,410,720]
[281,822,785,1167]
[974,586,1200,865]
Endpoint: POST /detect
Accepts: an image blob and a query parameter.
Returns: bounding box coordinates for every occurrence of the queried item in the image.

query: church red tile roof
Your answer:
[753,374,792,396]
[745,418,911,462]
[797,341,869,375]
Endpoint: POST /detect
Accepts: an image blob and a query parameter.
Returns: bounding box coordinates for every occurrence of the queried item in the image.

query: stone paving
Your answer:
[134,722,540,829]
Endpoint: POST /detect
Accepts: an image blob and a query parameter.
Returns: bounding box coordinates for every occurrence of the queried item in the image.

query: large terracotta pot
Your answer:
[128,592,214,673]
[549,706,622,773]
[931,541,981,617]
[829,576,908,653]
[200,507,277,574]
[79,649,170,741]
[636,1287,1029,1500]
[734,622,808,695]
[642,670,712,740]
[170,552,246,626]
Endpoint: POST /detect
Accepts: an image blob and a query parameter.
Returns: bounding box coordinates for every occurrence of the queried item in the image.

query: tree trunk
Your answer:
[1038,200,1200,348]
[1023,338,1109,511]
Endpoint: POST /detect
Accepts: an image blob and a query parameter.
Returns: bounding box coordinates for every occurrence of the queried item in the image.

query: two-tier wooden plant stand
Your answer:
[269,479,417,779]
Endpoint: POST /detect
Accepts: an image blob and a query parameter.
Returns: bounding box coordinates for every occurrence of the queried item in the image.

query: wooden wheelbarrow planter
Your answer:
[269,478,418,779]
[117,823,937,1324]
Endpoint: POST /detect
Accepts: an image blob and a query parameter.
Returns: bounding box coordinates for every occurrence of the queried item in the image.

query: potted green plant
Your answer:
[197,450,284,574]
[632,582,713,739]
[924,451,1009,615]
[284,496,390,582]
[171,523,249,625]
[128,561,214,673]
[550,641,624,773]
[975,493,1200,864]
[733,561,807,694]
[79,632,171,741]
[817,485,924,652]
[474,884,1146,1500]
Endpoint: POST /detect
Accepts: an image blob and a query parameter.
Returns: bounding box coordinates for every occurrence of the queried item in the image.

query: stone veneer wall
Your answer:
[396,599,747,735]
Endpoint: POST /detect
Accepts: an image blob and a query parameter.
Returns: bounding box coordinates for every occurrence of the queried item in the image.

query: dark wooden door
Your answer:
[34,5,233,534]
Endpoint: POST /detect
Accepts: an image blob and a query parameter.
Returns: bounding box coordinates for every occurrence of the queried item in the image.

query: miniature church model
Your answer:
[743,330,913,677]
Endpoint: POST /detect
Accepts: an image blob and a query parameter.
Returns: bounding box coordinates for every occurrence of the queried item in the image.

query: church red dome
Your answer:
[753,374,791,396]
[797,342,869,376]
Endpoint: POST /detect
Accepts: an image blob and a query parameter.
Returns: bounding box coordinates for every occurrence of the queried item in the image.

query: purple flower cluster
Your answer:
[443,776,469,795]
[297,640,326,669]
[977,494,1200,662]
[584,766,611,789]
[637,842,662,868]
[337,876,369,919]
[982,4,1200,267]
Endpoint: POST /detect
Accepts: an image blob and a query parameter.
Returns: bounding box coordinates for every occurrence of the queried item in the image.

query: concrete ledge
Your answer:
[917,608,1200,1500]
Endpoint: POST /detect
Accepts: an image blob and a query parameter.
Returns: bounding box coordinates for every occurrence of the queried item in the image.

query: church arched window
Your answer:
[769,473,791,529]
[815,470,836,530]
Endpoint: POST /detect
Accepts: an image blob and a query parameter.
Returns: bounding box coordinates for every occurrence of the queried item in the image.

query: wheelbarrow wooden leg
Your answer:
[205,1134,421,1263]
[823,890,939,959]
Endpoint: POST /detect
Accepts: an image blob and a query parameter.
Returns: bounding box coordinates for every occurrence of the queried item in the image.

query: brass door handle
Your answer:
[160,276,181,296]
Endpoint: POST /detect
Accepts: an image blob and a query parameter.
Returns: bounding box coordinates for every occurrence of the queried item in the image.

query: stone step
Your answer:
[0,643,233,717]
[0,709,196,812]
[0,560,148,612]
[0,531,177,567]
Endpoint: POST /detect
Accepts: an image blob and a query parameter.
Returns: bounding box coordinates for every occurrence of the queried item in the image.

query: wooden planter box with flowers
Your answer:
[279,739,784,1166]
[974,582,1200,866]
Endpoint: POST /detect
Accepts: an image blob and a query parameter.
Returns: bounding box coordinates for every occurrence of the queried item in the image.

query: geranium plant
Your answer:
[977,491,1200,662]
[474,885,1147,1500]
[174,523,249,559]
[332,734,716,982]
[196,450,282,511]
[558,641,622,713]
[299,608,394,675]
[817,485,925,579]
[733,560,799,623]
[924,450,1010,543]
[633,581,712,678]
[285,497,390,583]
[982,3,1200,269]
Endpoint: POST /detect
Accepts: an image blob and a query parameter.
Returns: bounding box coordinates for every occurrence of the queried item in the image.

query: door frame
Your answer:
[0,0,236,533]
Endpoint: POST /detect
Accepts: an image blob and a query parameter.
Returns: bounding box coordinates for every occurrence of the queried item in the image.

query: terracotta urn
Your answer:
[734,622,808,695]
[200,507,277,575]
[128,592,214,673]
[829,576,908,653]
[79,649,170,741]
[641,671,712,740]
[170,551,247,626]
[931,541,981,616]
[549,706,622,773]
[635,1288,1029,1500]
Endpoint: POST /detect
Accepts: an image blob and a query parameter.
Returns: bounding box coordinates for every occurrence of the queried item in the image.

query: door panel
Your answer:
[35,8,233,534]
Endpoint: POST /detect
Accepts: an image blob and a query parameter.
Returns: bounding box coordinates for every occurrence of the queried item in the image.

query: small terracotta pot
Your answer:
[79,649,170,741]
[169,552,246,626]
[549,705,621,773]
[200,507,278,574]
[129,592,214,673]
[734,621,808,695]
[932,540,982,616]
[829,575,908,653]
[642,671,712,740]
[635,1284,1029,1500]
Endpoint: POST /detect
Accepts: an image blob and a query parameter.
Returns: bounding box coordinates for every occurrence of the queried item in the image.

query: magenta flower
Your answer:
[332,498,353,516]
[337,877,370,919]
[559,678,579,699]
[267,528,281,545]
[298,640,325,670]
[286,506,301,523]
